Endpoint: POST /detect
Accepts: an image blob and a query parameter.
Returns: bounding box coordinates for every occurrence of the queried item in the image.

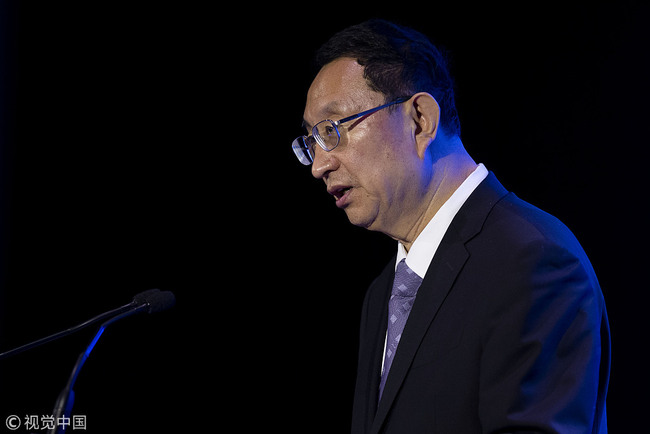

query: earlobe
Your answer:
[410,92,440,159]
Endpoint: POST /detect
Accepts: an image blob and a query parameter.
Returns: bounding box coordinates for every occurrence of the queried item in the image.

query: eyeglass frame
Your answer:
[292,96,411,165]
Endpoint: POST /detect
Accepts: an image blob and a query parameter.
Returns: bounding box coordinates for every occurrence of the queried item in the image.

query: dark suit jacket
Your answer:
[351,173,610,434]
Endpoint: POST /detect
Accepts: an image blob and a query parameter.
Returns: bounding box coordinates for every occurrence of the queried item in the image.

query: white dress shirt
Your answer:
[395,163,488,275]
[381,163,489,373]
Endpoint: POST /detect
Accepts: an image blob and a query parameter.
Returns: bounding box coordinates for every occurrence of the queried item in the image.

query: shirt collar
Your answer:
[396,163,489,277]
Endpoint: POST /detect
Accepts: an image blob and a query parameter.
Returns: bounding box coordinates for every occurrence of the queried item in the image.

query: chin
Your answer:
[344,206,381,231]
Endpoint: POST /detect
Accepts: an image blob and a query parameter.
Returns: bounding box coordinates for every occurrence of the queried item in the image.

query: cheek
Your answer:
[347,146,393,200]
[349,120,409,177]
[343,114,414,203]
[363,140,411,199]
[348,148,410,229]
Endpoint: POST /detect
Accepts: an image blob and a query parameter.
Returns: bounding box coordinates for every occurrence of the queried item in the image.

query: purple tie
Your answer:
[378,258,423,400]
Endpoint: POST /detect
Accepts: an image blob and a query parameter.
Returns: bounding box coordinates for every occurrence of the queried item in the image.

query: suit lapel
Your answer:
[354,260,394,433]
[370,173,508,433]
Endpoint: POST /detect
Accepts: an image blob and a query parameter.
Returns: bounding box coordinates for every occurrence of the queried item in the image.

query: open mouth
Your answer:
[328,185,353,208]
[332,186,352,200]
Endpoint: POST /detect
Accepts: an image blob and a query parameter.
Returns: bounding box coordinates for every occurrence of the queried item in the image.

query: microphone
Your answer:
[133,288,176,314]
[0,289,175,360]
[48,288,175,434]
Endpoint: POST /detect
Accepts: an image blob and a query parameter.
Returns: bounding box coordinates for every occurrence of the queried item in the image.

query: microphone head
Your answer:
[133,289,176,314]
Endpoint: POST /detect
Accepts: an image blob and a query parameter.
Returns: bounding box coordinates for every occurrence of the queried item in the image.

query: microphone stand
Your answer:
[48,304,149,434]
[0,289,174,433]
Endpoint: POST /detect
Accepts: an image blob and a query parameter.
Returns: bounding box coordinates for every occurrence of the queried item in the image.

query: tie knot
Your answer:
[391,259,422,298]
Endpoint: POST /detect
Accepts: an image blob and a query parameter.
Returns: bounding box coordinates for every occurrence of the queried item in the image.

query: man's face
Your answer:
[303,58,427,237]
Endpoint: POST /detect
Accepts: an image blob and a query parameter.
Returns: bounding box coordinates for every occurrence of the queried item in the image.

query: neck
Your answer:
[394,150,477,252]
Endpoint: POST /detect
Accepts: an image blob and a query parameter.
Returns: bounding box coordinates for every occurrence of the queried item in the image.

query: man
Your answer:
[291,20,609,434]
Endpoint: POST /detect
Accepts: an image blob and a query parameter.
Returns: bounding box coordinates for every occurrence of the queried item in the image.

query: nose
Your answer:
[311,146,340,180]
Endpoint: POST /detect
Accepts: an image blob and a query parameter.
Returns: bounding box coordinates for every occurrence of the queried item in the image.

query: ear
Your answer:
[408,92,440,159]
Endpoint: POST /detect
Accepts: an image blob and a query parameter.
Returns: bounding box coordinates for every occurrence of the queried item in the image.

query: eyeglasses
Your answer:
[291,96,410,165]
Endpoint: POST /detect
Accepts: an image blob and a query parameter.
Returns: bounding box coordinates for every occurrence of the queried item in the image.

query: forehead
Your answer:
[304,58,380,126]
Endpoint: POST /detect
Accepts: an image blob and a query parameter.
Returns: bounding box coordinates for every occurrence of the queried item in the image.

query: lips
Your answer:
[327,185,354,208]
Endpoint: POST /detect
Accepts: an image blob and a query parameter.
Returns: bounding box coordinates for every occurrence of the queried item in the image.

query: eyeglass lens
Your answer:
[292,136,315,165]
[314,120,340,150]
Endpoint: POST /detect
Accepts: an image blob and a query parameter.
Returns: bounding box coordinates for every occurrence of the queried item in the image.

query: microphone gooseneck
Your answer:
[0,304,132,361]
[0,289,176,360]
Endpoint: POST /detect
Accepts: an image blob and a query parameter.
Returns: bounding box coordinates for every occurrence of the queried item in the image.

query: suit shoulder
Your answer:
[484,192,585,256]
[471,192,602,300]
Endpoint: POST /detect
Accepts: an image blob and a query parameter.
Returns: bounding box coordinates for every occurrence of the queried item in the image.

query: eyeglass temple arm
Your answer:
[335,97,411,125]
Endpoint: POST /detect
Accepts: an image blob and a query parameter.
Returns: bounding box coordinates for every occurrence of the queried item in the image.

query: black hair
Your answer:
[315,19,461,137]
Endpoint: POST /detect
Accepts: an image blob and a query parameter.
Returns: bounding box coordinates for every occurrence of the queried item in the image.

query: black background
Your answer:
[1,1,648,432]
